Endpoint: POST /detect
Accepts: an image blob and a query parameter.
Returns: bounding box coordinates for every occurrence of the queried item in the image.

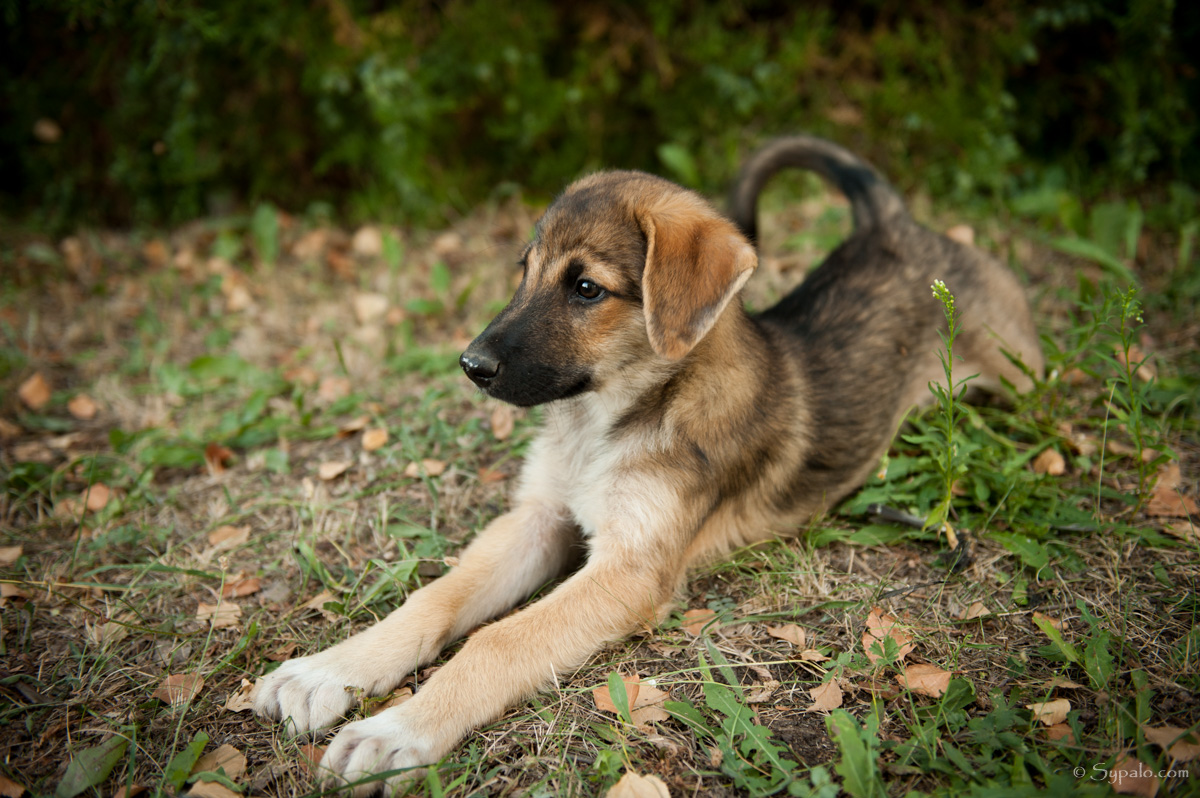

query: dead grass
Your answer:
[1,187,1198,797]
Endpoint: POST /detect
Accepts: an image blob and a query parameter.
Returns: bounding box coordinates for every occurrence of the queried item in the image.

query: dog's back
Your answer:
[732,136,1044,507]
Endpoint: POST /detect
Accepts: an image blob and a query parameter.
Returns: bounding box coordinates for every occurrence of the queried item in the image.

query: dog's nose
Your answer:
[460,350,500,386]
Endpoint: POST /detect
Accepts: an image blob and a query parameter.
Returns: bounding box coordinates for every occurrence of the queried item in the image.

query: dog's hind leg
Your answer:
[253,501,581,733]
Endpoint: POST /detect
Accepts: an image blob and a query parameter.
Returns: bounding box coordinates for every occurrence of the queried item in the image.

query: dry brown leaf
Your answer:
[224,679,256,713]
[807,679,843,713]
[490,405,515,441]
[895,664,952,698]
[1146,464,1199,518]
[112,786,148,798]
[404,459,446,478]
[682,608,717,636]
[299,590,337,619]
[0,774,25,798]
[187,783,241,798]
[221,577,261,599]
[191,744,246,781]
[352,227,383,258]
[0,545,23,567]
[800,649,829,662]
[1109,754,1160,797]
[298,744,325,776]
[67,394,99,420]
[338,415,370,435]
[862,606,915,664]
[0,584,30,607]
[82,483,111,512]
[204,442,234,475]
[1033,448,1066,476]
[478,466,506,483]
[766,624,806,647]
[1027,698,1071,726]
[196,601,242,628]
[153,673,204,706]
[945,224,975,246]
[1044,723,1075,742]
[318,460,351,480]
[1045,676,1086,690]
[959,601,991,620]
[605,771,670,798]
[0,418,20,439]
[370,687,414,715]
[352,291,388,324]
[207,525,250,548]
[1162,521,1198,543]
[594,678,640,714]
[17,373,51,410]
[1032,611,1064,631]
[1143,725,1200,762]
[594,675,670,727]
[362,428,389,452]
[317,376,351,403]
[745,680,781,704]
[267,642,298,661]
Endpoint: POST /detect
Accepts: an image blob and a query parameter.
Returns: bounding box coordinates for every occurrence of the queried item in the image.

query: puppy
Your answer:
[254,135,1043,793]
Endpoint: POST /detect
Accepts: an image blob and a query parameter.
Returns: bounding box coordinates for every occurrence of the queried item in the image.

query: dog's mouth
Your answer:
[459,350,593,407]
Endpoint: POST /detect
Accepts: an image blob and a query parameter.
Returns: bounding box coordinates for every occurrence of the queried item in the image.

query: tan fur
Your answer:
[254,145,1043,795]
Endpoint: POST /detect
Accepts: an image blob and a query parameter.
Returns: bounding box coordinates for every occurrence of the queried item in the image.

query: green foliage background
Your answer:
[2,0,1196,228]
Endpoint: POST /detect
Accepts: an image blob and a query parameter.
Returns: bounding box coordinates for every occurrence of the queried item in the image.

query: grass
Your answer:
[1,183,1198,798]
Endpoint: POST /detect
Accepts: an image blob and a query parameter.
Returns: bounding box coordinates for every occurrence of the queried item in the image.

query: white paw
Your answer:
[254,653,364,733]
[320,707,442,796]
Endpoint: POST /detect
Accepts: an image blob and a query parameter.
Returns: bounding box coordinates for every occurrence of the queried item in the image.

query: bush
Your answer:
[1,0,1195,229]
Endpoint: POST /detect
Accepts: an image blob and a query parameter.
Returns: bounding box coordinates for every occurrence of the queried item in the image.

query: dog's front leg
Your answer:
[254,502,579,733]
[317,528,685,795]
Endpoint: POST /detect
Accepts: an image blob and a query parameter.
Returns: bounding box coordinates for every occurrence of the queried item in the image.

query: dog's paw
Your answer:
[319,708,442,796]
[254,653,363,733]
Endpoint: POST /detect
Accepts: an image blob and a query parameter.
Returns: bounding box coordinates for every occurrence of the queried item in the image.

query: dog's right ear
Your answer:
[639,197,757,360]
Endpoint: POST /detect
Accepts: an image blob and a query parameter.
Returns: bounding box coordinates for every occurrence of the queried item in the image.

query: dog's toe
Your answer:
[321,710,436,796]
[254,655,360,733]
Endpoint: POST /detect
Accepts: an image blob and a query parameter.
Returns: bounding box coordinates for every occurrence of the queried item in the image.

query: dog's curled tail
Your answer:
[729,135,907,242]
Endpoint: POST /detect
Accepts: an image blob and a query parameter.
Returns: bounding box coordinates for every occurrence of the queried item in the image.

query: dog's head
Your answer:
[460,171,757,407]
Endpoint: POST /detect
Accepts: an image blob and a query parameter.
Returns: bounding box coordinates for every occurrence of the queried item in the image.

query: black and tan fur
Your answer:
[254,135,1043,793]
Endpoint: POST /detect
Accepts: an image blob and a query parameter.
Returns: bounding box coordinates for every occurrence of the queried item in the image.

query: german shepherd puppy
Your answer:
[255,135,1043,793]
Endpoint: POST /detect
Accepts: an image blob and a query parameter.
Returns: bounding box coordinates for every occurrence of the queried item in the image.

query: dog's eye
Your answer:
[574,279,605,301]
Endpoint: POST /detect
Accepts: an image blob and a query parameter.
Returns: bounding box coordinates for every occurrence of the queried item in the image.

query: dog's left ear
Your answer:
[639,199,758,360]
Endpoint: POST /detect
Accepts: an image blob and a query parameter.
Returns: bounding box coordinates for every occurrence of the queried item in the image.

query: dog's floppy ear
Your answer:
[639,198,758,360]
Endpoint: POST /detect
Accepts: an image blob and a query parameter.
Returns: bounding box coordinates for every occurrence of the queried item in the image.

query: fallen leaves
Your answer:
[681,608,717,636]
[67,393,99,420]
[490,405,515,440]
[204,442,234,475]
[606,770,670,798]
[1146,463,1199,519]
[807,679,843,712]
[895,664,951,698]
[153,673,205,706]
[1033,448,1066,476]
[1109,754,1160,797]
[0,775,24,798]
[1143,725,1200,762]
[196,601,242,628]
[17,372,51,410]
[404,459,446,478]
[1026,698,1071,726]
[0,545,22,567]
[192,744,247,781]
[318,460,352,480]
[362,427,389,451]
[766,624,806,647]
[223,679,256,713]
[862,607,915,664]
[221,576,261,598]
[593,674,671,727]
[959,601,991,620]
[208,524,250,548]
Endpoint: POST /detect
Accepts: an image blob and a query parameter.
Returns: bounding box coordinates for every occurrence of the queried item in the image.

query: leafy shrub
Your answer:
[1,0,1194,228]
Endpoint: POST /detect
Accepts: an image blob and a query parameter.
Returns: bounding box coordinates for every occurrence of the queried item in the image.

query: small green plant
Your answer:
[922,280,977,542]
